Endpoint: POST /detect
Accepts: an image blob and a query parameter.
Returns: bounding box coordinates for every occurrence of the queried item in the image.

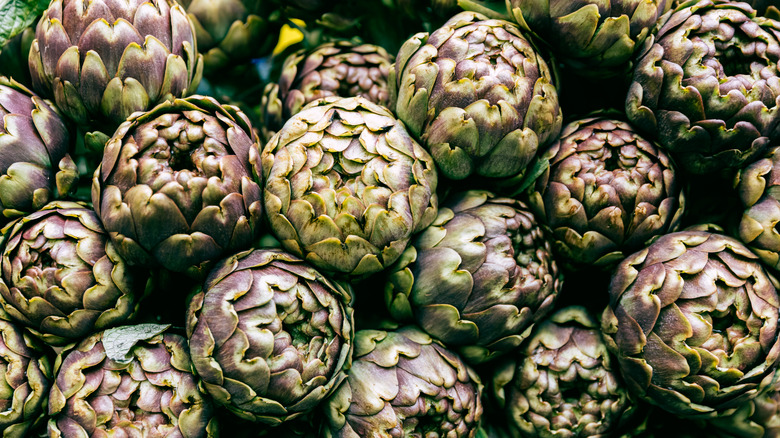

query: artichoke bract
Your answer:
[48,326,217,437]
[92,95,263,274]
[28,0,203,134]
[602,231,780,416]
[528,116,685,268]
[0,77,77,223]
[322,325,483,438]
[390,11,562,182]
[735,145,780,272]
[185,249,353,424]
[261,41,393,139]
[492,306,635,437]
[385,190,563,364]
[506,0,671,77]
[626,0,780,174]
[0,201,146,346]
[180,0,281,75]
[0,319,51,437]
[262,96,438,277]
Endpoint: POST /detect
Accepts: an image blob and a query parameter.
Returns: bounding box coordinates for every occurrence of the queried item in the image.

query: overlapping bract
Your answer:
[322,325,483,437]
[735,145,780,271]
[48,330,216,437]
[0,319,51,437]
[602,231,780,416]
[625,0,780,174]
[261,41,393,139]
[0,77,77,223]
[180,0,280,75]
[262,96,438,277]
[185,249,353,424]
[528,116,684,268]
[491,306,634,437]
[28,0,203,133]
[506,0,671,76]
[385,190,562,364]
[0,201,145,346]
[92,95,263,274]
[390,11,562,182]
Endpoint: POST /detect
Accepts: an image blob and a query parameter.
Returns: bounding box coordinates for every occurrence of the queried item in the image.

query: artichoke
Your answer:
[262,96,438,277]
[0,201,147,346]
[322,325,484,437]
[261,41,393,139]
[28,0,203,134]
[47,325,217,437]
[625,0,780,174]
[601,230,780,417]
[528,116,685,268]
[735,145,780,272]
[390,11,562,182]
[506,0,671,77]
[0,318,51,437]
[179,0,281,76]
[491,306,635,437]
[707,371,780,438]
[92,95,263,274]
[385,190,563,364]
[0,77,77,223]
[185,249,354,424]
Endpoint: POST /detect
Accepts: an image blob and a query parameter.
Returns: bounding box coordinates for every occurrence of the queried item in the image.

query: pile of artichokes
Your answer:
[3,0,780,436]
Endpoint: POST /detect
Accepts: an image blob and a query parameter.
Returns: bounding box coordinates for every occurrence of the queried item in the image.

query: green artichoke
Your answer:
[491,306,635,437]
[92,95,263,274]
[322,325,484,437]
[0,201,147,346]
[262,96,438,277]
[261,41,393,140]
[0,318,51,437]
[602,230,780,417]
[0,76,77,223]
[390,11,562,182]
[47,325,217,437]
[527,116,685,268]
[385,190,563,364]
[179,0,281,75]
[735,145,780,272]
[28,0,203,135]
[0,23,36,87]
[506,0,671,77]
[185,249,353,424]
[625,0,780,174]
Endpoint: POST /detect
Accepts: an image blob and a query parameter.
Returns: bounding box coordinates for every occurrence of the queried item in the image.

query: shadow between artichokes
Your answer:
[384,190,563,364]
[261,96,438,278]
[92,95,264,275]
[601,230,780,417]
[185,249,354,425]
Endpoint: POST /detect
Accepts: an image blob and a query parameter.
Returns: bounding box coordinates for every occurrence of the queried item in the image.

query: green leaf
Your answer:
[0,0,49,48]
[103,324,170,363]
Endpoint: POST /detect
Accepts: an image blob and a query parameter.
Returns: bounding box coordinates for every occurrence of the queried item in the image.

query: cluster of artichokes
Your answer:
[2,0,780,436]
